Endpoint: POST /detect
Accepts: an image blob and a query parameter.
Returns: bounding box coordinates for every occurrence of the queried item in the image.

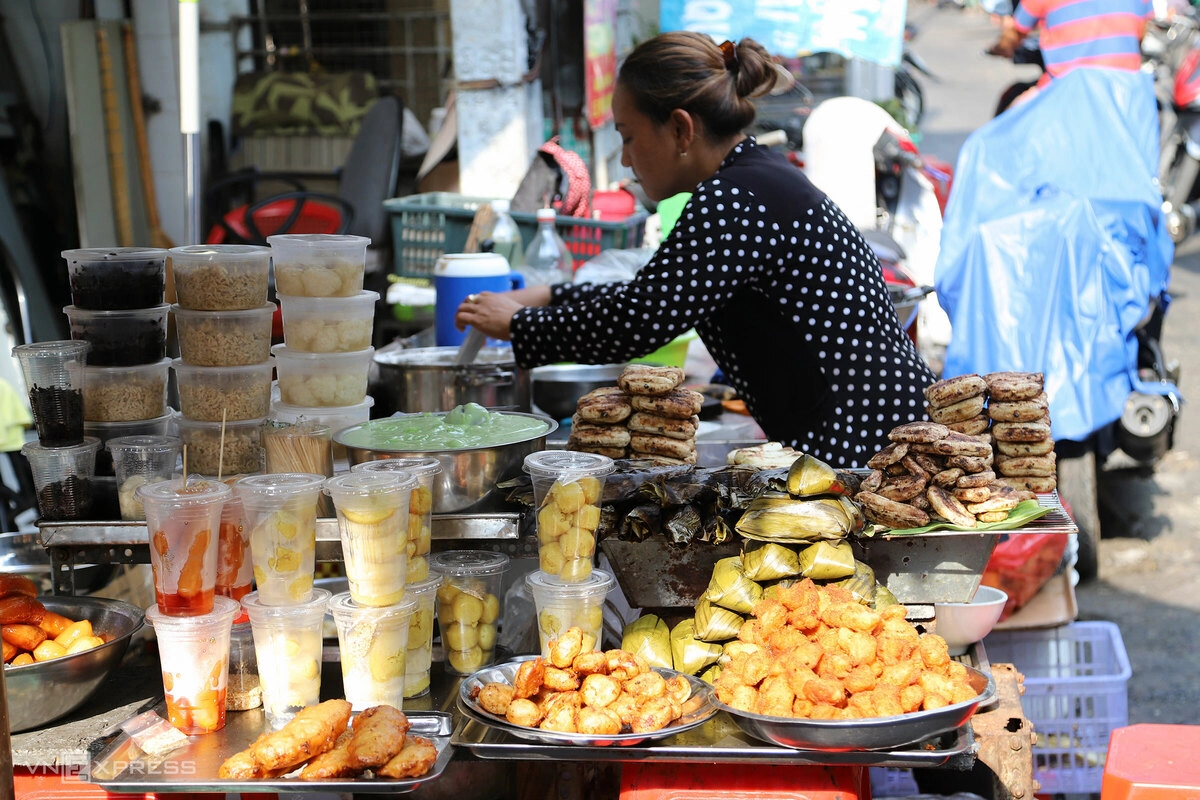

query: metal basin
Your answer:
[373,346,531,415]
[5,596,145,732]
[531,363,627,421]
[335,412,557,513]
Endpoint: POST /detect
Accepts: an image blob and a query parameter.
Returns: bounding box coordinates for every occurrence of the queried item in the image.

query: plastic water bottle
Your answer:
[486,199,524,269]
[520,207,573,286]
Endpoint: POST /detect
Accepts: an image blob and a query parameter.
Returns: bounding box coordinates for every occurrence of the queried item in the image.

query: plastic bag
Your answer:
[980,533,1069,620]
[934,69,1175,443]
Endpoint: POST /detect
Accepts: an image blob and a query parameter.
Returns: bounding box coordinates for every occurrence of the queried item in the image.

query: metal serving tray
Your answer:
[88,709,453,794]
[452,710,976,768]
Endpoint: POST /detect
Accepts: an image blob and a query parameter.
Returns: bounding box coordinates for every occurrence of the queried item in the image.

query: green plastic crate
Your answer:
[384,192,648,278]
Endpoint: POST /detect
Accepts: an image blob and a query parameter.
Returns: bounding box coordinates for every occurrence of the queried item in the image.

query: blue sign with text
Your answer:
[660,0,908,66]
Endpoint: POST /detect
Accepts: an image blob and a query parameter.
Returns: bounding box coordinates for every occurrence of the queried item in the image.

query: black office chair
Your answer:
[205,95,406,247]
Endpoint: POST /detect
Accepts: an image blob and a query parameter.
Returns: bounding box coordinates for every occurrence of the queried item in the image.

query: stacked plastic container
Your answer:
[522,451,617,661]
[60,247,175,516]
[266,234,377,451]
[168,245,276,478]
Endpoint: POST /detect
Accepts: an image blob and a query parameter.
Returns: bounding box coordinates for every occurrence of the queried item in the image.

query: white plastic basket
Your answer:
[984,621,1131,794]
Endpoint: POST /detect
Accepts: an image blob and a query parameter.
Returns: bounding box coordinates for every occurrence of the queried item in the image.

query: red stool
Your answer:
[1102,724,1200,800]
[620,762,868,800]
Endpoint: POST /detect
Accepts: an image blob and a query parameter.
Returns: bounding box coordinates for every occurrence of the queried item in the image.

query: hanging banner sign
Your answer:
[585,0,618,127]
[659,0,907,67]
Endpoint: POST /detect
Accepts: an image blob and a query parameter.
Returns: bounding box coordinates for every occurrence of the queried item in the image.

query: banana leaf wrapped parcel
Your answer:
[796,539,857,580]
[670,618,724,675]
[704,556,763,613]
[620,613,673,669]
[786,453,855,497]
[741,540,803,581]
[692,596,744,642]
[735,493,853,542]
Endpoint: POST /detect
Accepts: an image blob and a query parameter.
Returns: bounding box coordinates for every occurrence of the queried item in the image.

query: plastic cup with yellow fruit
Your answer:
[428,550,509,676]
[145,596,240,735]
[526,568,615,659]
[233,473,326,606]
[328,590,417,711]
[241,588,330,728]
[523,451,614,584]
[401,575,441,698]
[351,456,442,584]
[324,472,416,607]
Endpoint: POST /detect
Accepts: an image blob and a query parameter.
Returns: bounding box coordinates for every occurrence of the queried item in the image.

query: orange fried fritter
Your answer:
[299,729,358,780]
[248,699,353,772]
[377,735,438,779]
[347,705,411,769]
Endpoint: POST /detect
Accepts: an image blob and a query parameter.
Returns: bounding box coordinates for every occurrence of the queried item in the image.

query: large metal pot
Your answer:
[334,411,556,513]
[531,363,627,421]
[373,346,531,415]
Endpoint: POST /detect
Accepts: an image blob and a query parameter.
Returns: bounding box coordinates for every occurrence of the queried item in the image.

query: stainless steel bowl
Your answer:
[5,596,146,732]
[531,363,627,421]
[714,664,995,751]
[335,411,558,513]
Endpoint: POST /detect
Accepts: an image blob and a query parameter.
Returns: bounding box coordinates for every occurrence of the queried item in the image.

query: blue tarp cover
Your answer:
[934,69,1175,442]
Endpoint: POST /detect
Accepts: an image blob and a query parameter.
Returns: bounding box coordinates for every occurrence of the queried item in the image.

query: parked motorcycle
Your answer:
[936,69,1180,581]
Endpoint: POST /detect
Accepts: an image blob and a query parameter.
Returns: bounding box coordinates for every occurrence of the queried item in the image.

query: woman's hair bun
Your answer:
[734,39,788,99]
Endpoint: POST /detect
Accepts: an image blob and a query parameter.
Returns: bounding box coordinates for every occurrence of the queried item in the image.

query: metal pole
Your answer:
[180,0,201,244]
[0,665,15,800]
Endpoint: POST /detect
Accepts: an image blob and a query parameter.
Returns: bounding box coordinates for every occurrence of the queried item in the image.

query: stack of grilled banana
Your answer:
[855,371,1053,530]
[568,365,704,466]
[984,372,1057,493]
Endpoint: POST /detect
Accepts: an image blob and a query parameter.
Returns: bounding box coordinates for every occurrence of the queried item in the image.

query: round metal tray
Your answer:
[458,658,718,747]
[714,664,995,751]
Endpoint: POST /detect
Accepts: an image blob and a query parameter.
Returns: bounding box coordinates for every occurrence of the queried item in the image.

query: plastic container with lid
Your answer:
[226,620,262,711]
[172,359,275,422]
[138,477,232,616]
[351,457,442,583]
[107,434,182,521]
[233,473,326,606]
[84,358,171,423]
[278,291,379,353]
[526,569,615,658]
[523,451,614,583]
[21,437,102,521]
[172,304,276,366]
[242,588,331,726]
[271,345,374,408]
[324,472,417,607]
[402,575,442,699]
[267,234,369,298]
[13,340,90,447]
[428,550,510,675]
[63,304,169,366]
[175,415,264,476]
[169,244,271,311]
[87,412,176,476]
[63,246,166,310]
[328,591,418,710]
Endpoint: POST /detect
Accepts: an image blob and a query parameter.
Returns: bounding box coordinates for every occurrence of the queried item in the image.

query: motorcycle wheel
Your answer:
[1055,439,1100,581]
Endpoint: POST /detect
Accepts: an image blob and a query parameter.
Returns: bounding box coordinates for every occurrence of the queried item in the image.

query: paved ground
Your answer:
[909,0,1200,724]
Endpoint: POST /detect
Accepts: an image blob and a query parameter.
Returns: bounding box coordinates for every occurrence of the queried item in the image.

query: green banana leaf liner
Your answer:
[860,499,1051,536]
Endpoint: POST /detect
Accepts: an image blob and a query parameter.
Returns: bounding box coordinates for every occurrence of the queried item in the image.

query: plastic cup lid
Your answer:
[327,590,417,619]
[526,568,615,596]
[351,457,442,479]
[12,340,91,360]
[404,576,444,598]
[242,588,331,618]
[136,475,231,506]
[106,435,181,455]
[145,595,240,628]
[233,473,327,497]
[324,471,418,497]
[429,550,510,577]
[21,437,101,458]
[523,450,615,479]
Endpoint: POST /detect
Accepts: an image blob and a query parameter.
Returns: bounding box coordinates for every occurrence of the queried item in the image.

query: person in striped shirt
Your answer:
[988,0,1155,88]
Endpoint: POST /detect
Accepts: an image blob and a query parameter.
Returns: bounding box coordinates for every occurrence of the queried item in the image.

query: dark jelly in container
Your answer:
[63,304,170,366]
[62,247,167,310]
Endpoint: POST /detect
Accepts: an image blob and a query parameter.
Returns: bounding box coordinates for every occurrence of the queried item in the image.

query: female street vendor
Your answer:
[455,32,938,467]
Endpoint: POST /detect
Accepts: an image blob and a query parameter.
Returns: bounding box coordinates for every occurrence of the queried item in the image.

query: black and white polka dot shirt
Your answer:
[511,138,936,467]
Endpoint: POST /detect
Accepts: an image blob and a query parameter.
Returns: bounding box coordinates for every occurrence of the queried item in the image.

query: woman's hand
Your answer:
[455,287,550,340]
